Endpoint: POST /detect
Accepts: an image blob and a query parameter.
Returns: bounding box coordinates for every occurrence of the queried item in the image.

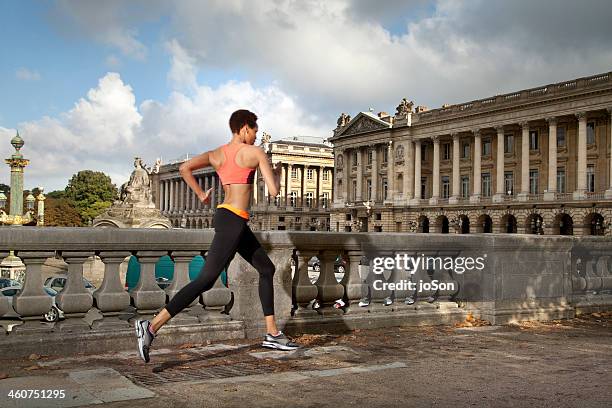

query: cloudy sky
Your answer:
[1,0,611,192]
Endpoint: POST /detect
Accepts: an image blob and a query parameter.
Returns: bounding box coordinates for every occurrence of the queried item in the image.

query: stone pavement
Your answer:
[0,313,610,408]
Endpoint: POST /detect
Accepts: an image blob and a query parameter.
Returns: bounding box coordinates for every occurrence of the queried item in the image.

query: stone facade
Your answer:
[329,71,612,236]
[151,136,334,231]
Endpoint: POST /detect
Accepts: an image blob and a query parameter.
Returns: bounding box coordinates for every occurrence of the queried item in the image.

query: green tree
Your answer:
[64,170,118,224]
[47,190,65,199]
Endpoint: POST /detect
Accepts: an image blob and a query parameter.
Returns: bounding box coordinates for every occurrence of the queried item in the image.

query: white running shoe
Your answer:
[262,331,299,351]
[135,319,155,363]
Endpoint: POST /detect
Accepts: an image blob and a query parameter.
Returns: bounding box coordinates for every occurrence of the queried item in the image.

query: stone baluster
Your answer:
[433,250,461,306]
[0,251,10,318]
[414,251,439,308]
[343,250,369,313]
[130,251,167,318]
[314,250,344,315]
[198,249,232,322]
[12,251,56,333]
[92,251,132,329]
[369,250,394,311]
[292,249,318,316]
[55,251,95,331]
[165,250,201,323]
[390,251,417,309]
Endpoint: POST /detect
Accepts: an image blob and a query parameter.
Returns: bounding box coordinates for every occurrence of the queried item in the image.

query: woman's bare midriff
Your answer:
[221,183,253,211]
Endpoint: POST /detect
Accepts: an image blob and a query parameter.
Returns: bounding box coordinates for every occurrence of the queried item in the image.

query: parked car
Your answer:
[308,256,346,273]
[0,285,64,322]
[0,278,21,289]
[156,276,171,290]
[44,276,96,294]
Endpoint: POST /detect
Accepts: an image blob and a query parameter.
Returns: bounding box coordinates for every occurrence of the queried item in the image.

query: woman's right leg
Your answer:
[162,209,246,319]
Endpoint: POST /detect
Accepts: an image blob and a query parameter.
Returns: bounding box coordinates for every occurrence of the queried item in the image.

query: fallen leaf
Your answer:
[28,354,40,361]
[24,365,40,371]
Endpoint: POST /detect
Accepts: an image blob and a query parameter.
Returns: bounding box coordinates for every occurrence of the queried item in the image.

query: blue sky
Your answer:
[0,0,610,192]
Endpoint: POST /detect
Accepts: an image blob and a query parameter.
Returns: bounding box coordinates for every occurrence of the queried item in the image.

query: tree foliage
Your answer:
[64,170,118,223]
[44,197,83,227]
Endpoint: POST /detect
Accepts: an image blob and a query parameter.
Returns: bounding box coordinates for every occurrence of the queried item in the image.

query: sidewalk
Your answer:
[1,313,610,408]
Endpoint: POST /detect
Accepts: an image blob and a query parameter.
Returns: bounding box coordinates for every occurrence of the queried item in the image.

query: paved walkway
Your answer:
[1,313,610,408]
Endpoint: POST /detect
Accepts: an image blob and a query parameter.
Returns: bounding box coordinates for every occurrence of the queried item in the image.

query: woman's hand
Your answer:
[198,187,214,204]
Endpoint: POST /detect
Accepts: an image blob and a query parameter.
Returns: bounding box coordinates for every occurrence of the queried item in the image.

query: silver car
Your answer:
[44,276,96,294]
[0,285,65,322]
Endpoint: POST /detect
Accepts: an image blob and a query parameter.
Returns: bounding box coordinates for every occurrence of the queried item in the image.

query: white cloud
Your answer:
[165,39,198,91]
[2,72,327,192]
[105,54,121,68]
[15,68,41,81]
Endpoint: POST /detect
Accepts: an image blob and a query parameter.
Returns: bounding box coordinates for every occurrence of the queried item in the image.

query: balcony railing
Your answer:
[0,227,610,359]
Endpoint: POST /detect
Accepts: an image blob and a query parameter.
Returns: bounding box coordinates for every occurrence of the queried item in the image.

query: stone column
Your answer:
[518,122,530,201]
[300,165,307,207]
[429,136,440,204]
[169,180,175,212]
[404,141,414,202]
[356,148,363,201]
[318,166,324,208]
[449,133,460,204]
[493,126,505,203]
[410,139,422,204]
[469,129,481,203]
[343,150,350,202]
[545,117,558,200]
[386,141,395,202]
[204,176,210,209]
[371,148,378,202]
[574,112,587,199]
[285,163,292,205]
[606,109,612,198]
[210,176,216,207]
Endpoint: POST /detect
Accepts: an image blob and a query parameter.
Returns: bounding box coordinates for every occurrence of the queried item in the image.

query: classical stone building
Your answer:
[151,135,334,231]
[329,72,612,236]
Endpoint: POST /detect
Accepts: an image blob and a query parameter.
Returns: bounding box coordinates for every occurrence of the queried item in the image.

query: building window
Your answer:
[322,169,329,181]
[289,191,297,206]
[368,149,373,164]
[322,192,329,208]
[481,172,491,197]
[421,144,427,161]
[382,178,388,200]
[352,180,357,201]
[375,213,382,221]
[529,170,539,194]
[442,176,450,198]
[305,192,313,207]
[504,171,514,195]
[366,179,372,200]
[461,176,469,198]
[382,148,388,163]
[586,165,595,192]
[461,142,470,159]
[307,168,313,180]
[557,169,566,193]
[504,133,514,153]
[443,143,451,160]
[291,167,298,179]
[529,130,539,151]
[557,126,566,147]
[421,177,427,199]
[482,138,491,157]
[352,151,358,166]
[587,122,595,145]
[278,216,285,222]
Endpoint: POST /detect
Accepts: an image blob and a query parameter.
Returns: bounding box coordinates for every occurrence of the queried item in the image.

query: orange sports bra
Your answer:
[216,143,256,185]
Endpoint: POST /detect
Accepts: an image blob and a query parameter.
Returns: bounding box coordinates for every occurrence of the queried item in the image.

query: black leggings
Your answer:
[165,208,276,317]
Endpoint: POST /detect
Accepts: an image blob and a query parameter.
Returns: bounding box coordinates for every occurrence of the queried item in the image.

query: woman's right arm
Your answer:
[179,151,214,202]
[256,148,281,197]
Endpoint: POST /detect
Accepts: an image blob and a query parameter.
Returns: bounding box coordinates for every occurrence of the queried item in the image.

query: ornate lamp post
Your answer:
[0,132,45,226]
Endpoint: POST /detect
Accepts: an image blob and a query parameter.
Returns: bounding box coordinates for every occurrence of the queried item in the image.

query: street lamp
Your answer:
[0,132,43,226]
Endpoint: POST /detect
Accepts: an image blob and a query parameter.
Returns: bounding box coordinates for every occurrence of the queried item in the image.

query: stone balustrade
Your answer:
[0,227,611,357]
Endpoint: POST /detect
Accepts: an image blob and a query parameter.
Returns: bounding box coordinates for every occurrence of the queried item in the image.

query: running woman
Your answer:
[135,109,299,363]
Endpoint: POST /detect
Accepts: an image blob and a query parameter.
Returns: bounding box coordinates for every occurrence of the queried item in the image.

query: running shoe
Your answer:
[383,297,393,306]
[405,296,416,305]
[358,297,370,307]
[135,319,155,363]
[262,331,299,351]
